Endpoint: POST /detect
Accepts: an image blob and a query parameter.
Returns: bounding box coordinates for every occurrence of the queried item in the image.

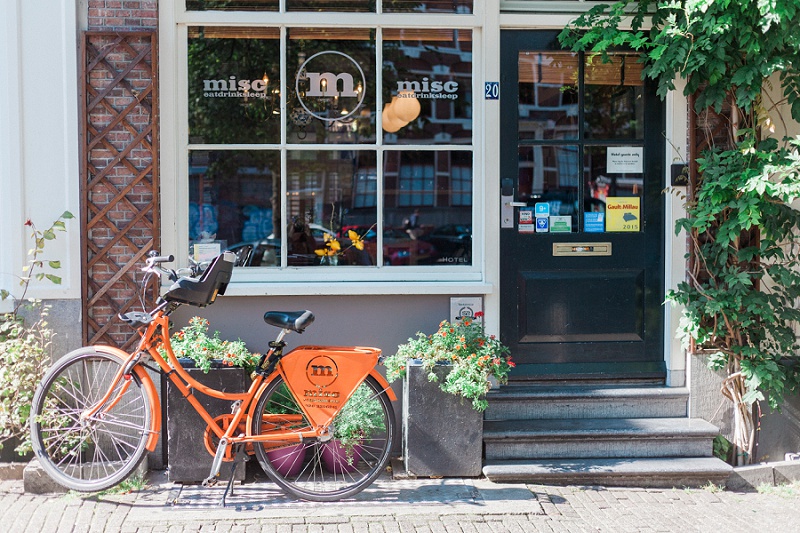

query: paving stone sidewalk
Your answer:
[1,469,799,532]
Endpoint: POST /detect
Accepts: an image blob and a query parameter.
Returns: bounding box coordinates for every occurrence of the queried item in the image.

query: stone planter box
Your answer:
[166,360,247,483]
[403,362,483,477]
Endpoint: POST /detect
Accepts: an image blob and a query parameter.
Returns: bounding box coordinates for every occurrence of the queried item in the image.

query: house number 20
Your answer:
[484,82,499,100]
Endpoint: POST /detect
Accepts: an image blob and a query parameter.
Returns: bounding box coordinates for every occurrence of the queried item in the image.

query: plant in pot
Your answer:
[322,383,386,474]
[162,316,259,374]
[262,382,307,477]
[160,316,260,482]
[383,312,513,477]
[383,312,514,412]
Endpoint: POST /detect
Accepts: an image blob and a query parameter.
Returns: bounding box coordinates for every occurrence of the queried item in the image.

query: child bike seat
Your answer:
[163,252,235,307]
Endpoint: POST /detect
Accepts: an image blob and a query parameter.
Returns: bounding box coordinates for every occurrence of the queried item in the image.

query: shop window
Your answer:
[186,25,474,270]
[186,0,472,13]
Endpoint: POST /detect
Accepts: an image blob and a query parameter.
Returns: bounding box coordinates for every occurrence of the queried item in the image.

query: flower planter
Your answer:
[321,440,363,474]
[166,360,247,483]
[403,362,483,477]
[266,444,306,477]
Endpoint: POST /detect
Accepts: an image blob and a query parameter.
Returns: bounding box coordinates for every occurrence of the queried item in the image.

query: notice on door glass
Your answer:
[519,208,535,233]
[605,197,640,232]
[607,147,643,173]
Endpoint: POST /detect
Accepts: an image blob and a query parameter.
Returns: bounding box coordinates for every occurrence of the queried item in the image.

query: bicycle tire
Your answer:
[30,347,152,492]
[252,375,395,502]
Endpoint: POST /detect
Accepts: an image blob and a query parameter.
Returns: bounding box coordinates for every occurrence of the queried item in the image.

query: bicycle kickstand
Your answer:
[220,443,248,508]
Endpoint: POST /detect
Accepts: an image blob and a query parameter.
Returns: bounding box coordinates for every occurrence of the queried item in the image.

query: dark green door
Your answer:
[499,31,666,379]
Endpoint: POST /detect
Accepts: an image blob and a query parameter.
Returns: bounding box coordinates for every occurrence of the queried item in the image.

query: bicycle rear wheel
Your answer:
[30,348,152,492]
[252,375,395,502]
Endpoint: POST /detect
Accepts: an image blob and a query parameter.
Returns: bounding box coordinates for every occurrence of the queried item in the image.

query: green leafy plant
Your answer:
[331,383,386,464]
[162,316,259,374]
[560,1,800,464]
[384,312,514,411]
[0,212,73,455]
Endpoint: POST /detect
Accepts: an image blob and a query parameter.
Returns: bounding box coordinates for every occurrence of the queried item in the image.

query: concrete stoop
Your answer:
[483,384,731,488]
[483,457,732,488]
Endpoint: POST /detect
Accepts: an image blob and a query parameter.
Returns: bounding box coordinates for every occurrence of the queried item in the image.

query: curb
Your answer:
[726,459,800,490]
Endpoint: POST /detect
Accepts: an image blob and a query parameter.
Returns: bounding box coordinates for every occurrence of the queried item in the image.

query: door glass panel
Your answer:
[585,145,644,232]
[188,27,281,145]
[518,145,579,231]
[286,150,378,266]
[382,29,472,145]
[190,150,281,267]
[287,29,376,144]
[384,0,473,13]
[584,53,644,140]
[518,52,578,141]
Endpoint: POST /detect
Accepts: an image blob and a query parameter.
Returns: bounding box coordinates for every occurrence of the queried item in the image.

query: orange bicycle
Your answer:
[30,251,397,502]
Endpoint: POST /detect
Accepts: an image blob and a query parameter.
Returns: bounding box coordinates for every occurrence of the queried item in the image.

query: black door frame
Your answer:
[499,30,667,379]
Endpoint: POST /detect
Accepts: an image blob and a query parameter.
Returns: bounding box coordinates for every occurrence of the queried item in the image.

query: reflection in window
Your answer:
[286,151,377,266]
[188,27,281,144]
[518,52,579,141]
[187,0,279,11]
[189,151,281,267]
[584,53,644,140]
[384,0,472,13]
[518,145,580,231]
[383,29,472,145]
[288,0,374,11]
[287,29,375,145]
[186,23,475,269]
[384,151,472,265]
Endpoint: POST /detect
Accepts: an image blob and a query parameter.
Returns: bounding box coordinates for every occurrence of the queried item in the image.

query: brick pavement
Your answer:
[2,470,799,532]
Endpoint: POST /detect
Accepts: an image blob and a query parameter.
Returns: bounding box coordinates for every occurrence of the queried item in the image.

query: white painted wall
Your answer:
[0,1,81,310]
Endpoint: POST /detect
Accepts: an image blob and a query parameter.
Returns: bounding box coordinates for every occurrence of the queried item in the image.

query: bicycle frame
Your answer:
[83,310,396,459]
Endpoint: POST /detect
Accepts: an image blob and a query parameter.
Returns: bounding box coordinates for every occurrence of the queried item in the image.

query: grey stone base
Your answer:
[403,363,483,477]
[726,459,800,490]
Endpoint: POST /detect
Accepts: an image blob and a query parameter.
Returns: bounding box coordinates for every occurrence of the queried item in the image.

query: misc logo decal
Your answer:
[306,355,339,388]
[296,51,366,123]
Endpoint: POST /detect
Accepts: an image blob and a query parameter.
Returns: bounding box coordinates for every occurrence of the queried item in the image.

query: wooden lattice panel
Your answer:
[80,32,159,349]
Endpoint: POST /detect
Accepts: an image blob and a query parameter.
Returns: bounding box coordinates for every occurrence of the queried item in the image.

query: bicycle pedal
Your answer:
[202,476,219,487]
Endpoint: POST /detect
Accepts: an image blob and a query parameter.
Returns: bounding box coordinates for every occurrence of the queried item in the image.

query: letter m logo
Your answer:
[310,365,334,377]
[307,72,358,98]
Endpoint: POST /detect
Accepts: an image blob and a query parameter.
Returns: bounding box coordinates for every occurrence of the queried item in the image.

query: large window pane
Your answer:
[518,51,579,141]
[190,151,281,267]
[382,29,472,145]
[188,27,281,144]
[384,0,472,13]
[584,53,644,140]
[287,29,376,144]
[287,151,378,266]
[384,151,472,265]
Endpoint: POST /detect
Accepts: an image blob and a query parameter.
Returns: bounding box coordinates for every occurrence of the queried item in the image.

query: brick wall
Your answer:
[82,4,159,347]
[88,1,157,31]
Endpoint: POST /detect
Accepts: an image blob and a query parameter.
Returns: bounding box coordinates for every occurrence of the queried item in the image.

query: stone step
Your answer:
[483,418,718,460]
[482,457,732,488]
[485,385,688,420]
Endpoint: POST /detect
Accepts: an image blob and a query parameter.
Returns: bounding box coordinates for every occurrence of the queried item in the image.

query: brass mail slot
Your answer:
[552,242,612,256]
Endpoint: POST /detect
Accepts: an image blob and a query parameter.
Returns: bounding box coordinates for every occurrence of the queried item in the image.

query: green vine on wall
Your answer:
[560,1,800,464]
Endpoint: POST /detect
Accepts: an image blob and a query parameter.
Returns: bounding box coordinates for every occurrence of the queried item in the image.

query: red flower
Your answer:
[24,219,32,227]
[474,311,484,318]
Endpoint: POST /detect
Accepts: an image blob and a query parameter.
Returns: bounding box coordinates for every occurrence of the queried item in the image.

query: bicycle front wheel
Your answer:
[30,348,152,492]
[252,375,395,502]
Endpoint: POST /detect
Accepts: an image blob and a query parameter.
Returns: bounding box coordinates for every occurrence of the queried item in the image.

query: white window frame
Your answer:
[160,3,490,293]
